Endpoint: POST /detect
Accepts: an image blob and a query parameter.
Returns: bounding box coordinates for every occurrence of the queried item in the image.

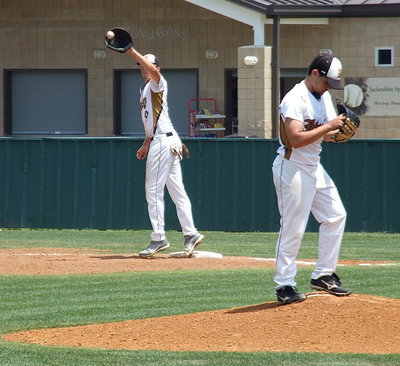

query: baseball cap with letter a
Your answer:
[308,54,343,90]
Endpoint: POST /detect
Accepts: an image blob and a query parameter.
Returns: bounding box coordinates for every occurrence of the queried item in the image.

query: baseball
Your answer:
[344,84,364,108]
[106,31,115,40]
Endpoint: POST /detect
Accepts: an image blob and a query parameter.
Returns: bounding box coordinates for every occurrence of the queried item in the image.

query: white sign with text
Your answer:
[365,78,400,116]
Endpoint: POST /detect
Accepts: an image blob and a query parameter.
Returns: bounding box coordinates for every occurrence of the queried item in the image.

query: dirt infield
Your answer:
[2,248,399,354]
[0,248,396,275]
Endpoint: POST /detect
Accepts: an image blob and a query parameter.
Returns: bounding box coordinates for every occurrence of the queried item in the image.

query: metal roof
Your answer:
[227,0,400,13]
[227,0,340,12]
[344,0,400,3]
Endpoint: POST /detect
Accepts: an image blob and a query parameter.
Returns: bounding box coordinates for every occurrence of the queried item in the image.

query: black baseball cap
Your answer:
[308,54,343,90]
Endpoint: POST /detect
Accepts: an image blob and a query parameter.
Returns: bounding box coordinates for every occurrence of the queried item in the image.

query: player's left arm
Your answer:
[126,48,161,84]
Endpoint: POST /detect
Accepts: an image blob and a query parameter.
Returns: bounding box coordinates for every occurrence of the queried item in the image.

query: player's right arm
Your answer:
[136,136,151,160]
[285,115,345,148]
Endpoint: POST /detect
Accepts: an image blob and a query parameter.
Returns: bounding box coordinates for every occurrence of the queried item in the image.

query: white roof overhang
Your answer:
[184,0,329,46]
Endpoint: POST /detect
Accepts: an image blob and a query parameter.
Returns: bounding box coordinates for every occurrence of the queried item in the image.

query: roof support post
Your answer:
[271,15,280,138]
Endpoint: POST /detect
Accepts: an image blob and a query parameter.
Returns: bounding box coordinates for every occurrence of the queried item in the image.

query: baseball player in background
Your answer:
[272,54,352,305]
[125,47,204,258]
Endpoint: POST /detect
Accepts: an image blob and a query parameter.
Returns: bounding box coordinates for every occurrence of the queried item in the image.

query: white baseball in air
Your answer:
[106,31,115,40]
[344,84,364,108]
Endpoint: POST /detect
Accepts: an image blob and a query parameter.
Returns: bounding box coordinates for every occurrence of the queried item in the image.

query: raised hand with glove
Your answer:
[104,28,133,53]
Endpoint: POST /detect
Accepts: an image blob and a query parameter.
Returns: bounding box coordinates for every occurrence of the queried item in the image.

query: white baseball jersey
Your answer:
[278,80,337,166]
[140,75,176,138]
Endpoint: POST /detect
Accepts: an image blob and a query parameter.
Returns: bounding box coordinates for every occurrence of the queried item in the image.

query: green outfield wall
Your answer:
[0,138,398,232]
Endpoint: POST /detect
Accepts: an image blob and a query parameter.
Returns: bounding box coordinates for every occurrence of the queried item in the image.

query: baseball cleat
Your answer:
[184,232,204,257]
[139,239,170,258]
[276,286,306,305]
[310,273,352,296]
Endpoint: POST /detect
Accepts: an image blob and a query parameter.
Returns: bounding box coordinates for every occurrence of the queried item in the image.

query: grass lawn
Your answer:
[0,229,399,366]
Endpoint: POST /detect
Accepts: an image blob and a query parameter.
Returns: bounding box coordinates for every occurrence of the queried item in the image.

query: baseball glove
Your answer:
[104,28,133,53]
[331,102,361,143]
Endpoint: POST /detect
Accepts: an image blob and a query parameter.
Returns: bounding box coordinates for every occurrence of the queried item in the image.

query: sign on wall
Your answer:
[131,29,187,40]
[344,77,400,116]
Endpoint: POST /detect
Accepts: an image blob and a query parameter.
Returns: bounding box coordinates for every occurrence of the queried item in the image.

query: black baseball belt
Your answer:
[150,132,172,141]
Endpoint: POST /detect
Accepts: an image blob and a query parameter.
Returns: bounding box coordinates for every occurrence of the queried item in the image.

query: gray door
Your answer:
[10,70,87,135]
[120,69,198,136]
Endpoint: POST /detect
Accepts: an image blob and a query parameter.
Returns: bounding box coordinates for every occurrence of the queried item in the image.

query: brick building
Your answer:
[1,0,399,138]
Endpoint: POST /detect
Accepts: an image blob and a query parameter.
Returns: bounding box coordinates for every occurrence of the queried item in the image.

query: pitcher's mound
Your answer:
[4,294,399,354]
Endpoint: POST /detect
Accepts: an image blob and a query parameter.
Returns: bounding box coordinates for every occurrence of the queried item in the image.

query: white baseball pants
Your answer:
[146,133,197,241]
[272,155,347,289]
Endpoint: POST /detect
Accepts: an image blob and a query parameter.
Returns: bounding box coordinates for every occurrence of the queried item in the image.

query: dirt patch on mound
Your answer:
[4,294,399,354]
[0,248,396,275]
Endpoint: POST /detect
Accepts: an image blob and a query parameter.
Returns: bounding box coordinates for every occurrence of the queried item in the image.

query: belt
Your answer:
[150,132,172,141]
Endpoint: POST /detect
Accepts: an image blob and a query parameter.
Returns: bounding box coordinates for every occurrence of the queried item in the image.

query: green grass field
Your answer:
[0,229,399,366]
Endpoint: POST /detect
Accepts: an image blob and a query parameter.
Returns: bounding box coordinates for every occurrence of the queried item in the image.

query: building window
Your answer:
[4,69,87,135]
[375,47,394,67]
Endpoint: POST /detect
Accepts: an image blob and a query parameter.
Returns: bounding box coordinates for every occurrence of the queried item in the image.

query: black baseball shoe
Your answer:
[310,273,352,296]
[276,286,306,305]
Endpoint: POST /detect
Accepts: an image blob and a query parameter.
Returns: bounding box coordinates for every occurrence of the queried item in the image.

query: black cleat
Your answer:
[276,286,306,305]
[310,273,352,296]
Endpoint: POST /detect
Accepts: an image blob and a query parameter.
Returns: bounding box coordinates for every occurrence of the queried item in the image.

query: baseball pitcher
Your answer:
[272,54,356,305]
